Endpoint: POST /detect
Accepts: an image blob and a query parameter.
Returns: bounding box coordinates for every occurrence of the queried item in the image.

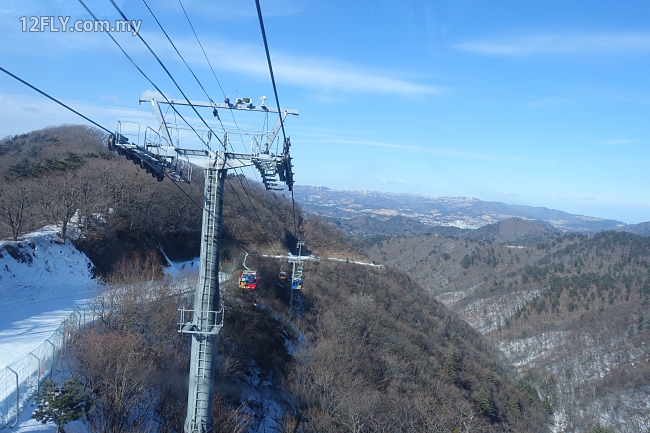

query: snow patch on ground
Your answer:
[458,289,541,334]
[437,282,485,307]
[497,330,568,368]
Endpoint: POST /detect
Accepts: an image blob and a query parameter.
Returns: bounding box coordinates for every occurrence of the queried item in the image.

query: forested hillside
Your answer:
[368,228,650,432]
[1,125,552,432]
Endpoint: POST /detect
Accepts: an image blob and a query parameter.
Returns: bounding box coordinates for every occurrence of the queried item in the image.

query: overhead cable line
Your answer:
[151,0,286,249]
[1,60,284,258]
[178,0,227,100]
[143,0,239,155]
[0,66,112,135]
[254,0,299,241]
[178,0,268,165]
[254,0,287,145]
[76,0,211,150]
[107,0,224,149]
[128,1,283,253]
[141,0,215,106]
[0,64,216,223]
[142,0,274,243]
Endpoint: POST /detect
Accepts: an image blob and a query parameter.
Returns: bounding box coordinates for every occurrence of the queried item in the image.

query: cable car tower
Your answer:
[110,95,298,433]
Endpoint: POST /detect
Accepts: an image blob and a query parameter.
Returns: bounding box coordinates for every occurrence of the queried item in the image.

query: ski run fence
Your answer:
[0,307,96,429]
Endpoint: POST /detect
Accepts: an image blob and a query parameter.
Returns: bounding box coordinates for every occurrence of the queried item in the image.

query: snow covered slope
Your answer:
[0,227,95,369]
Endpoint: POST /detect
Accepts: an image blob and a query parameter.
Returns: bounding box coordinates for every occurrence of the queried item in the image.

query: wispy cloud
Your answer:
[153,0,304,19]
[102,94,121,103]
[299,138,545,163]
[454,32,650,57]
[168,35,442,96]
[556,195,596,202]
[0,92,156,138]
[501,191,519,196]
[380,178,405,185]
[140,90,165,100]
[597,138,639,145]
[524,97,569,108]
[0,20,442,98]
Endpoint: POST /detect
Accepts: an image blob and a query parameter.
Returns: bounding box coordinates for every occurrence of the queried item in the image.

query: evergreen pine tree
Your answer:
[473,388,493,417]
[32,376,93,433]
[588,422,615,433]
[508,392,521,419]
[443,358,457,383]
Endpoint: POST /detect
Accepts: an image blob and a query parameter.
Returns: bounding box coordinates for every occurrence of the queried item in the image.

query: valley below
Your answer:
[366,226,650,432]
[2,125,649,432]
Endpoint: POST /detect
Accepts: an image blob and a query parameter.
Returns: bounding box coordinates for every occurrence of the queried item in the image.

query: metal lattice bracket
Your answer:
[108,97,298,190]
[178,307,224,335]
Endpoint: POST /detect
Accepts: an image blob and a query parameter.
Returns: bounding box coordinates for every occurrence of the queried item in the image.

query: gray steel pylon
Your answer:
[184,168,226,433]
[111,95,298,433]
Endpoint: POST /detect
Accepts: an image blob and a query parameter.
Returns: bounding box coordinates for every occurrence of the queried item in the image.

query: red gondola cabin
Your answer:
[240,271,258,290]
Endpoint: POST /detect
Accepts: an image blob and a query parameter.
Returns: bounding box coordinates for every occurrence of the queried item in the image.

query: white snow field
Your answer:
[0,227,226,431]
[0,227,95,369]
[0,227,95,431]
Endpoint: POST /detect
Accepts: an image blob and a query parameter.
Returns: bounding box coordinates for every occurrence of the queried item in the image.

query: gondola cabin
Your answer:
[291,278,303,290]
[240,271,258,290]
[279,271,287,281]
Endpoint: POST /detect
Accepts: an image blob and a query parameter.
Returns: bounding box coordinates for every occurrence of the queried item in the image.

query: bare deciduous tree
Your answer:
[0,180,37,240]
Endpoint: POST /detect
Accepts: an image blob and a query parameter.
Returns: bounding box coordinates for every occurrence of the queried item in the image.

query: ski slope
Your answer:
[0,227,95,369]
[0,227,227,431]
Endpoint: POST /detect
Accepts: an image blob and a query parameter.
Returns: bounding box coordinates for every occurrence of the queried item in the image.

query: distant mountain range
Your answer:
[291,185,647,237]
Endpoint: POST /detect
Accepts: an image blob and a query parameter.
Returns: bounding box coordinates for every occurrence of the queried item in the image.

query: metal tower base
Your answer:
[184,168,226,433]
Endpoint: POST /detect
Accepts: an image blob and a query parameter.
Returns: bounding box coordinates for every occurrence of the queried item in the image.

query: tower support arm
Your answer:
[263,111,288,153]
[151,99,175,147]
[140,96,299,116]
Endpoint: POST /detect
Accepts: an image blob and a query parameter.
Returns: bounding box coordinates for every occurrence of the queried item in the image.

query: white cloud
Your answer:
[152,0,304,19]
[0,92,156,138]
[139,89,165,100]
[597,139,639,145]
[501,191,519,196]
[0,20,442,98]
[300,138,545,163]
[101,94,121,103]
[454,32,650,57]
[524,97,569,108]
[380,178,405,185]
[153,35,442,96]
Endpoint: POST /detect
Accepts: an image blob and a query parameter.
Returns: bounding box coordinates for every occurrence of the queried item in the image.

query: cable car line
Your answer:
[107,0,223,150]
[177,0,268,198]
[8,1,299,288]
[140,0,276,237]
[254,0,287,145]
[141,0,215,107]
[76,0,211,152]
[0,64,229,229]
[254,0,299,241]
[178,0,227,102]
[0,66,112,135]
[177,0,245,139]
[77,0,274,240]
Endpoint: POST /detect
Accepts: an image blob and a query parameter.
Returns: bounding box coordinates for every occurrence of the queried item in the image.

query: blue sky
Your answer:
[1,0,649,223]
